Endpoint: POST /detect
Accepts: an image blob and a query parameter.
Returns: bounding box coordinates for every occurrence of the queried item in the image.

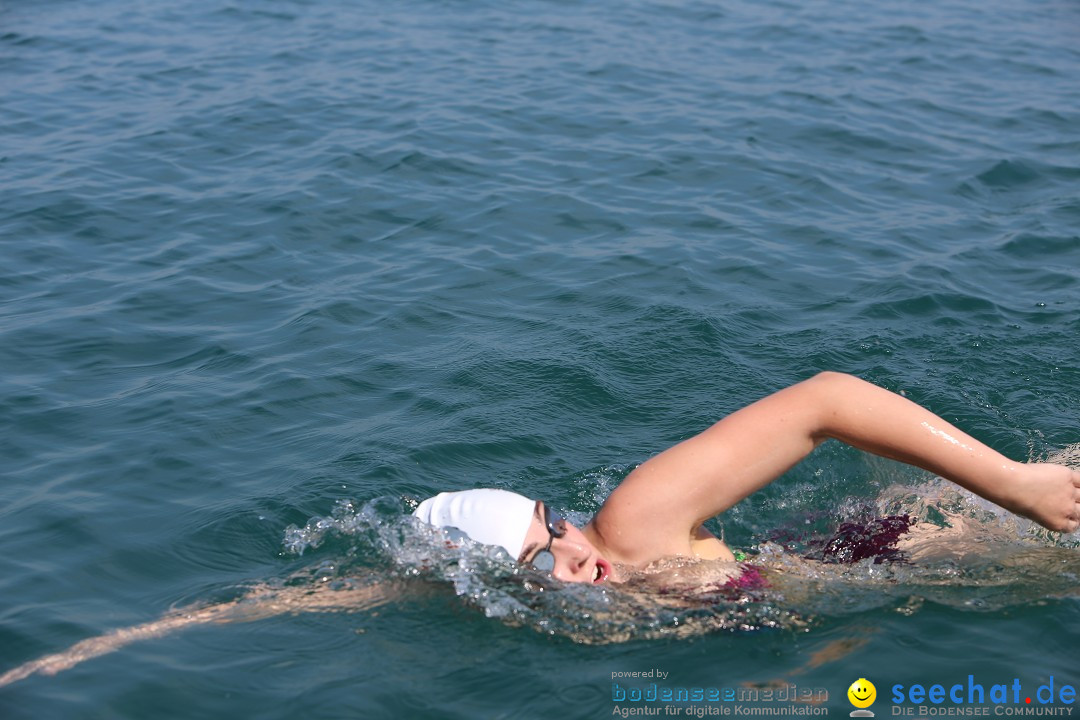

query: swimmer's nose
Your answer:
[551,537,591,582]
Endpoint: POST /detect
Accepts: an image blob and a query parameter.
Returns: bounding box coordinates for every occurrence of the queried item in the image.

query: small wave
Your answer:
[1046,442,1080,470]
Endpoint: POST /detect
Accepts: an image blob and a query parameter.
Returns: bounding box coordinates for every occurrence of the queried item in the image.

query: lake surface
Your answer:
[1,0,1078,717]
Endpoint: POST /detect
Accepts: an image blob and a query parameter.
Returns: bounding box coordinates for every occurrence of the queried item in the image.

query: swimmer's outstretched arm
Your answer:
[596,372,1079,564]
[0,579,397,689]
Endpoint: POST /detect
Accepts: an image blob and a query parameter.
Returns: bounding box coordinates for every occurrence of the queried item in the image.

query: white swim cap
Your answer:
[413,488,536,559]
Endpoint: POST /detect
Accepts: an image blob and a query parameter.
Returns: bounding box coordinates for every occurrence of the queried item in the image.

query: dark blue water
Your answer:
[2,0,1078,717]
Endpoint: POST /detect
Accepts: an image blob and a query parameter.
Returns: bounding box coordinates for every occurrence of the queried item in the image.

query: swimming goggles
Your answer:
[526,503,567,572]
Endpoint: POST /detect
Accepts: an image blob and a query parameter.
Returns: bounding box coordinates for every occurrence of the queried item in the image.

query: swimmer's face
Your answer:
[518,501,613,584]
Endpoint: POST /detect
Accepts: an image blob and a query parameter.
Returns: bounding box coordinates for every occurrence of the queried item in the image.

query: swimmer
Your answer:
[414,372,1080,584]
[4,373,1077,688]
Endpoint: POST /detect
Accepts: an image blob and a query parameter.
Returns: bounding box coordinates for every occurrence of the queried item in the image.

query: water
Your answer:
[2,0,1078,716]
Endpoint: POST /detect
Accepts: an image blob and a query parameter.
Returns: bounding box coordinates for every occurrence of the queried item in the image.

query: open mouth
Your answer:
[592,558,611,584]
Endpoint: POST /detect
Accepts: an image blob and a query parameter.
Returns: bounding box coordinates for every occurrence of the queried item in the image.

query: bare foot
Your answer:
[1004,463,1080,533]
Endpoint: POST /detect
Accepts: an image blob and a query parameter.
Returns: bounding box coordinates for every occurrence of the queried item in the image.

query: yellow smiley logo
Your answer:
[847,678,876,709]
